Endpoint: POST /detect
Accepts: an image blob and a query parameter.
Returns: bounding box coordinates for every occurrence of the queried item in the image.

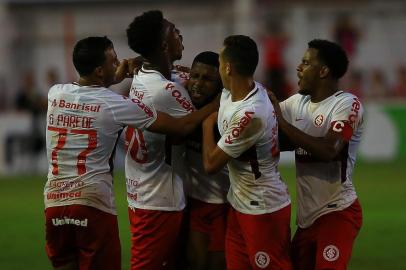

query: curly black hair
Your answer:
[126,10,164,58]
[308,39,349,79]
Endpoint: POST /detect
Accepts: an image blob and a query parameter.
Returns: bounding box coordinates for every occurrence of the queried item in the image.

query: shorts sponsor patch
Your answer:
[255,251,270,268]
[323,245,340,262]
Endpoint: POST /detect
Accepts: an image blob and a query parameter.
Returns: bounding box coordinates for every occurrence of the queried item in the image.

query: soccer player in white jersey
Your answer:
[44,36,218,270]
[269,39,363,270]
[125,10,200,269]
[185,51,229,270]
[202,35,293,270]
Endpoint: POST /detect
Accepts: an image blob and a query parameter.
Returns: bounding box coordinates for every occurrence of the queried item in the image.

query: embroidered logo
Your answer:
[314,114,324,127]
[255,251,270,268]
[323,245,340,262]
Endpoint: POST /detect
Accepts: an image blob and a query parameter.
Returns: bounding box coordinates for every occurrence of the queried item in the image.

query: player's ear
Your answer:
[94,66,104,77]
[320,65,330,79]
[225,62,231,75]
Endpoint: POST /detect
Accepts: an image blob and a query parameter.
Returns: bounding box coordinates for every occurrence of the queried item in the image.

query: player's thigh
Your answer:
[238,205,293,270]
[45,206,80,268]
[128,208,184,270]
[75,206,120,270]
[225,208,250,270]
[314,202,362,270]
[291,227,317,270]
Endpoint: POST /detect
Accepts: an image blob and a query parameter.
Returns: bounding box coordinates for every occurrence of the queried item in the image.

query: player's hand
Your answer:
[115,59,130,83]
[267,90,284,124]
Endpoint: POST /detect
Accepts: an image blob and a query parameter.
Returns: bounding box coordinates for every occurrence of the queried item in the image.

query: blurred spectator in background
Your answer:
[45,67,59,89]
[7,71,47,169]
[333,14,360,59]
[262,20,291,101]
[344,69,364,100]
[366,69,389,100]
[393,65,406,97]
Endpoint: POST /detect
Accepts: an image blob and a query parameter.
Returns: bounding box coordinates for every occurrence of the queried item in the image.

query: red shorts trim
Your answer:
[45,205,120,269]
[189,197,229,251]
[128,207,184,270]
[226,205,293,270]
[292,199,363,270]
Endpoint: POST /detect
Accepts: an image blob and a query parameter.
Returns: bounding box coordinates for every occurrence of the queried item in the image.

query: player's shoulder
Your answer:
[333,91,363,108]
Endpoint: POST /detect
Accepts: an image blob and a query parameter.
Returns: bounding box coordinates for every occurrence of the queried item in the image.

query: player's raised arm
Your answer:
[147,95,219,136]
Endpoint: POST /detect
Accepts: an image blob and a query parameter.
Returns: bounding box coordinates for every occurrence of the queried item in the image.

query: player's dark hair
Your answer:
[72,36,113,76]
[222,35,258,76]
[308,39,349,79]
[127,10,164,58]
[192,51,219,69]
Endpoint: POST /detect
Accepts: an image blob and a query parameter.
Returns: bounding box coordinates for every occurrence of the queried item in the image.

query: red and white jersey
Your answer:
[217,82,291,215]
[125,68,195,211]
[185,127,230,204]
[171,68,190,87]
[44,83,156,215]
[280,91,364,228]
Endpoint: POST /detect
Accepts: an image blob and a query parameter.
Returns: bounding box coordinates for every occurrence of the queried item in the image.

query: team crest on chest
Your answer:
[323,245,340,262]
[314,114,324,127]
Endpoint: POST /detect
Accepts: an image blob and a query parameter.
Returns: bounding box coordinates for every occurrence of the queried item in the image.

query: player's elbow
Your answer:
[203,161,218,175]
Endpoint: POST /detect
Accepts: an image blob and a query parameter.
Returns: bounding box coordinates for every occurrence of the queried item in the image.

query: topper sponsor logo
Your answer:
[314,114,324,127]
[165,83,195,113]
[126,178,139,187]
[349,97,361,125]
[56,99,101,112]
[52,217,88,227]
[224,111,254,144]
[49,180,84,192]
[46,191,82,200]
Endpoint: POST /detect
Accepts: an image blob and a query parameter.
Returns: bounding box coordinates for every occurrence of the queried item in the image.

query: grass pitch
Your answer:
[0,160,405,270]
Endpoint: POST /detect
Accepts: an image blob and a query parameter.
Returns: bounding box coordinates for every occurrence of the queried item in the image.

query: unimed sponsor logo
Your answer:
[52,217,88,227]
[47,191,82,200]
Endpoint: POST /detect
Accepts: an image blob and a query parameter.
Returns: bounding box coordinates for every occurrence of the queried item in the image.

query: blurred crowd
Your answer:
[262,14,406,102]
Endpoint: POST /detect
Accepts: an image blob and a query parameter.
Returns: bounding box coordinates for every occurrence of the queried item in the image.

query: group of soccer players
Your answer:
[44,9,364,270]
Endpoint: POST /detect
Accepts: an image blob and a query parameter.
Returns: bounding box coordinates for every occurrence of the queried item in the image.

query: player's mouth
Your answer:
[190,87,203,99]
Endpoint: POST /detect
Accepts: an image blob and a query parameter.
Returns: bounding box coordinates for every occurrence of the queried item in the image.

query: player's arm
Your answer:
[201,112,231,174]
[147,96,219,137]
[278,128,296,151]
[269,91,347,161]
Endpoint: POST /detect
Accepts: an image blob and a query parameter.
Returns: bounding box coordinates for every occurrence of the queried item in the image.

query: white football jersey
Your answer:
[125,68,195,211]
[217,82,291,215]
[280,91,364,228]
[185,127,230,204]
[44,83,157,215]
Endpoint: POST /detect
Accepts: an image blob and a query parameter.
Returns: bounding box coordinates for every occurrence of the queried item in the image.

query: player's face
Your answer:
[102,47,120,87]
[219,48,230,90]
[162,19,184,62]
[297,48,323,95]
[187,62,221,108]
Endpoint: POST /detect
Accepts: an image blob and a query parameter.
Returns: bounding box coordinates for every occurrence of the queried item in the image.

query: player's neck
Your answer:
[78,77,104,88]
[310,80,339,103]
[143,57,172,80]
[229,77,255,102]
